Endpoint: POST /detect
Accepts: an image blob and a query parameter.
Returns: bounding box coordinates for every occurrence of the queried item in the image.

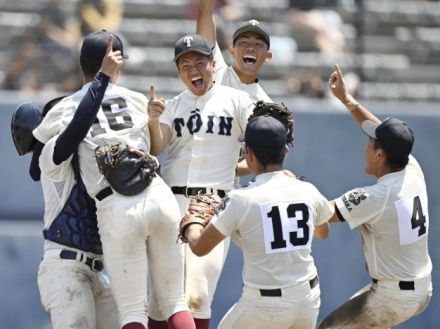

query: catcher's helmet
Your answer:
[11,102,42,155]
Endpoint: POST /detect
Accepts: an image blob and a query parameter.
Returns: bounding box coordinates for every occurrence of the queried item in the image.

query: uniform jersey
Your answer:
[335,155,432,281]
[211,171,333,289]
[34,82,150,197]
[212,44,272,103]
[160,84,254,190]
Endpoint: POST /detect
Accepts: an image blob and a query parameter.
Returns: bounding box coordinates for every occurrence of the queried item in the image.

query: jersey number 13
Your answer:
[260,201,313,254]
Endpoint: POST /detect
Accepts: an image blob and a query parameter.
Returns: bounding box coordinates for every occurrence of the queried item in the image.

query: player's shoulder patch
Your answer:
[341,188,369,212]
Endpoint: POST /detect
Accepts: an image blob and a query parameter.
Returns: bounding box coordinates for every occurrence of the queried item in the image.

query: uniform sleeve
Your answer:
[211,193,243,237]
[39,136,73,182]
[238,92,255,132]
[213,42,227,72]
[33,99,75,144]
[310,185,334,226]
[335,184,389,229]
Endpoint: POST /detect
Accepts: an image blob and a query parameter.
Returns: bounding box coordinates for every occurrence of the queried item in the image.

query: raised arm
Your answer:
[147,85,171,156]
[329,64,381,126]
[53,36,122,164]
[196,0,217,47]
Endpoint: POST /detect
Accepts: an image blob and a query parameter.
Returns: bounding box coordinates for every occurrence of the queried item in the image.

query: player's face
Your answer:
[229,32,272,80]
[177,52,215,96]
[364,138,382,176]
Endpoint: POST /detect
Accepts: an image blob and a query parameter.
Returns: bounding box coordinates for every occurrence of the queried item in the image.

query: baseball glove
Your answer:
[178,193,223,243]
[249,100,294,147]
[95,143,159,196]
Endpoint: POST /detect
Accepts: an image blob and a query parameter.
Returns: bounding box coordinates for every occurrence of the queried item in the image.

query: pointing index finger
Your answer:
[106,35,113,55]
[149,85,156,100]
[335,64,343,79]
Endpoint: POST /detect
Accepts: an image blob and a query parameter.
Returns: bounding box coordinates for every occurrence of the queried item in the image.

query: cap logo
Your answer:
[183,36,194,48]
[249,19,259,26]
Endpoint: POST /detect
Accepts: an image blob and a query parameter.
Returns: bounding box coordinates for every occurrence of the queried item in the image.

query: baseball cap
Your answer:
[233,19,270,49]
[361,117,414,161]
[240,115,287,149]
[174,34,213,62]
[80,30,128,62]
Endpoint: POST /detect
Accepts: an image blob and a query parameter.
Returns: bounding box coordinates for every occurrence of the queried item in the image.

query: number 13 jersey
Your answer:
[211,171,333,289]
[335,155,432,281]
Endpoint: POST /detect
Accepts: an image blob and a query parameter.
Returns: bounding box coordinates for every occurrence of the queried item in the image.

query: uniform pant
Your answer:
[96,176,189,327]
[317,276,432,329]
[37,248,119,329]
[176,194,230,319]
[218,280,321,329]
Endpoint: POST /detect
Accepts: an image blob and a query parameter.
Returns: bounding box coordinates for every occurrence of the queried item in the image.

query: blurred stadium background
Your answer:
[0,0,439,328]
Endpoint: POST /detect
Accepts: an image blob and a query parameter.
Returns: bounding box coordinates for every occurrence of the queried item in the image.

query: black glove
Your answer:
[95,143,159,196]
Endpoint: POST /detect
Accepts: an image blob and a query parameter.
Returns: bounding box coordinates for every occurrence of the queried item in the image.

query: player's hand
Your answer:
[100,36,123,78]
[328,64,350,103]
[147,85,165,122]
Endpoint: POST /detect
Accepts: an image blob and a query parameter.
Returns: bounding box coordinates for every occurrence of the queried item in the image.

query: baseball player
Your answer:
[181,114,333,329]
[317,65,433,328]
[196,0,272,103]
[12,95,119,329]
[147,34,255,329]
[33,30,195,329]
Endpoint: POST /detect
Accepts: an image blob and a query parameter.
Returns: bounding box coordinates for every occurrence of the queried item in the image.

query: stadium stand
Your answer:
[0,0,440,101]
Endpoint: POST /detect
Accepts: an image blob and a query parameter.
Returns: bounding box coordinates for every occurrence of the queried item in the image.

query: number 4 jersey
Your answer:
[335,155,432,281]
[211,171,333,289]
[34,82,150,197]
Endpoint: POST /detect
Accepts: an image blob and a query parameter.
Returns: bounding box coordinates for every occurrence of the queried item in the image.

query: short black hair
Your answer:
[372,138,409,170]
[247,144,286,169]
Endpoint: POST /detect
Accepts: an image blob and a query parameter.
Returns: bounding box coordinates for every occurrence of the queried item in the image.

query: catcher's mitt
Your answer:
[249,100,294,147]
[178,193,223,243]
[95,143,159,196]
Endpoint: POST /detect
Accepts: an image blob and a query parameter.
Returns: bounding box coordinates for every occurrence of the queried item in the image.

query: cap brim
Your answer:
[361,120,379,138]
[173,49,212,62]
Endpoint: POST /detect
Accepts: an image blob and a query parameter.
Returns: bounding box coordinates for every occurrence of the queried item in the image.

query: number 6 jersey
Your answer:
[34,83,150,197]
[334,155,432,281]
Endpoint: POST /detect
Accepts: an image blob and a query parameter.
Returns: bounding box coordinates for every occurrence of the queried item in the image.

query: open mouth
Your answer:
[243,55,257,65]
[191,76,204,88]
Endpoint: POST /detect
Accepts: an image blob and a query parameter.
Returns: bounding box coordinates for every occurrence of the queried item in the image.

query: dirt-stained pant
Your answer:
[317,277,432,329]
[96,176,189,328]
[218,279,321,329]
[38,248,119,329]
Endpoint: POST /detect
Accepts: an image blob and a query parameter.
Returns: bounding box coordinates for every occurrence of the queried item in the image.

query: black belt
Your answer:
[96,186,113,201]
[60,250,104,272]
[171,186,226,198]
[260,276,319,297]
[372,278,415,290]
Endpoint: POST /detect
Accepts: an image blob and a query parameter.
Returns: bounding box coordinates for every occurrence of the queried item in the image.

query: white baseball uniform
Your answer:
[212,43,272,103]
[34,82,189,328]
[318,155,432,329]
[159,83,254,319]
[37,136,119,329]
[210,171,333,329]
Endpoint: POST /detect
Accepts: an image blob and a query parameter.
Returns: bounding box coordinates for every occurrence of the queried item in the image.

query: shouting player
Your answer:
[317,65,433,328]
[148,33,255,329]
[181,114,332,329]
[33,30,195,329]
[196,0,272,102]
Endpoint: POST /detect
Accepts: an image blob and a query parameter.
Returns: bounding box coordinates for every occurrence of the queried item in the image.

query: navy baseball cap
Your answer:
[80,30,128,62]
[233,19,270,49]
[361,117,414,161]
[241,115,287,149]
[174,34,213,62]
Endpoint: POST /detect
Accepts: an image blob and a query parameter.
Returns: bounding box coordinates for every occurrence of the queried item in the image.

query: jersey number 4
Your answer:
[396,191,429,245]
[261,202,312,254]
